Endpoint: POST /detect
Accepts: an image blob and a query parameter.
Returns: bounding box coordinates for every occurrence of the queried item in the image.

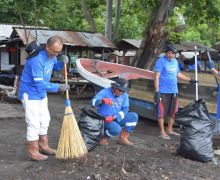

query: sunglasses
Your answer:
[47,46,62,56]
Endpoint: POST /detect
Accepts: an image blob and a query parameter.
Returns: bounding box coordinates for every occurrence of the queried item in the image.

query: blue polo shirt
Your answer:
[18,49,64,100]
[154,55,179,93]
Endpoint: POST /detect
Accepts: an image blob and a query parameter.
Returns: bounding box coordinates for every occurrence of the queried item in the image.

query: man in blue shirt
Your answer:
[154,44,197,140]
[188,56,202,71]
[91,78,138,146]
[19,36,69,161]
[207,60,220,155]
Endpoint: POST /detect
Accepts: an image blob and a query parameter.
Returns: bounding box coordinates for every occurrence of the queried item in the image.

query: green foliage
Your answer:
[114,0,152,41]
[166,1,220,46]
[0,0,11,12]
[0,0,219,46]
[0,0,50,25]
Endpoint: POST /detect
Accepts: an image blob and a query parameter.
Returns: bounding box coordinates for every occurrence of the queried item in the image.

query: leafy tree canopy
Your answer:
[0,0,219,46]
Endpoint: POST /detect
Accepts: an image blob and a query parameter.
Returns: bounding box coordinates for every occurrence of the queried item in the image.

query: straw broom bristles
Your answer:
[56,106,87,159]
[56,55,87,159]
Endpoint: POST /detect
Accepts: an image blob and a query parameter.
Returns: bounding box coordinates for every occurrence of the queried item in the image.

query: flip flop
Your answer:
[167,131,180,136]
[158,134,171,140]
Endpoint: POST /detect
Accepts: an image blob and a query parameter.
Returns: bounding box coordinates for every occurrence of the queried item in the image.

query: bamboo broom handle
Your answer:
[64,63,69,100]
[206,47,219,86]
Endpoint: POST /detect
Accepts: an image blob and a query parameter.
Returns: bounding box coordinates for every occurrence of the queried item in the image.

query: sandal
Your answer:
[167,131,180,136]
[158,134,171,140]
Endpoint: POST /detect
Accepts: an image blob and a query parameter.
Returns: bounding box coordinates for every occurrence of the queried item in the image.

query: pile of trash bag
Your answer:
[175,99,217,164]
[78,108,104,151]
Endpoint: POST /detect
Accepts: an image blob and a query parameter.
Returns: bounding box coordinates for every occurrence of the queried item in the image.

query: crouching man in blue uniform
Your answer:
[18,36,69,161]
[91,78,138,146]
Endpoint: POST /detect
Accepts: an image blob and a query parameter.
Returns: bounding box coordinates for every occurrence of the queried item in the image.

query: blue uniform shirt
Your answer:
[188,59,202,71]
[154,55,179,93]
[91,87,129,122]
[18,49,64,100]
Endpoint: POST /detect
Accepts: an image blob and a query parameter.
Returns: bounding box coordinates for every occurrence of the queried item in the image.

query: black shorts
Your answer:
[154,93,178,118]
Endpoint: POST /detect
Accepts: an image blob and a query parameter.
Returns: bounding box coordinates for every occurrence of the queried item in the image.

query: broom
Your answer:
[56,55,87,159]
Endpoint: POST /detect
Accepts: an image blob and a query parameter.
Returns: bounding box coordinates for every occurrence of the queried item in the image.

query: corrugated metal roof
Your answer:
[123,39,142,48]
[14,29,86,46]
[212,43,220,51]
[0,24,14,38]
[175,42,217,52]
[13,28,117,49]
[116,39,142,50]
[0,24,49,39]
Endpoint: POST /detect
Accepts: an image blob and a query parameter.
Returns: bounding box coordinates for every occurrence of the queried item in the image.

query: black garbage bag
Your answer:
[175,99,216,163]
[78,108,104,151]
[0,74,15,86]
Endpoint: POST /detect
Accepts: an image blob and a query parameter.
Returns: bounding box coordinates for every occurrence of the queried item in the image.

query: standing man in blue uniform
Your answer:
[18,36,69,161]
[91,78,138,146]
[154,44,197,140]
[207,60,220,155]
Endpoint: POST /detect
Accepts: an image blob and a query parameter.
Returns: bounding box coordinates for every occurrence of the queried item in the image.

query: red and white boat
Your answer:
[76,58,154,88]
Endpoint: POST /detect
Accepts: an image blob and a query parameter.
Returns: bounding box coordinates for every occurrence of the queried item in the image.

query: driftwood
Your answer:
[0,75,19,101]
[0,84,16,95]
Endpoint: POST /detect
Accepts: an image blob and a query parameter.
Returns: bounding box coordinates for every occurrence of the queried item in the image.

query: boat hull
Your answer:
[129,97,156,120]
[129,78,217,115]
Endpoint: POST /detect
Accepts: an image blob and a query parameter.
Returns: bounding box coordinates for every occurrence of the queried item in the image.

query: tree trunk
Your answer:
[34,5,39,42]
[80,0,96,32]
[132,0,177,70]
[112,0,121,42]
[19,13,30,44]
[105,0,112,41]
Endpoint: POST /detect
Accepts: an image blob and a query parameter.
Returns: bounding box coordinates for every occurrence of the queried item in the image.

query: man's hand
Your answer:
[105,116,115,123]
[58,84,70,92]
[207,61,215,69]
[102,98,113,105]
[189,79,199,84]
[154,92,160,104]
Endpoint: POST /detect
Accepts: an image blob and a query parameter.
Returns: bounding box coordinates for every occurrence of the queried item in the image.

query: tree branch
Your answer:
[80,0,96,32]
